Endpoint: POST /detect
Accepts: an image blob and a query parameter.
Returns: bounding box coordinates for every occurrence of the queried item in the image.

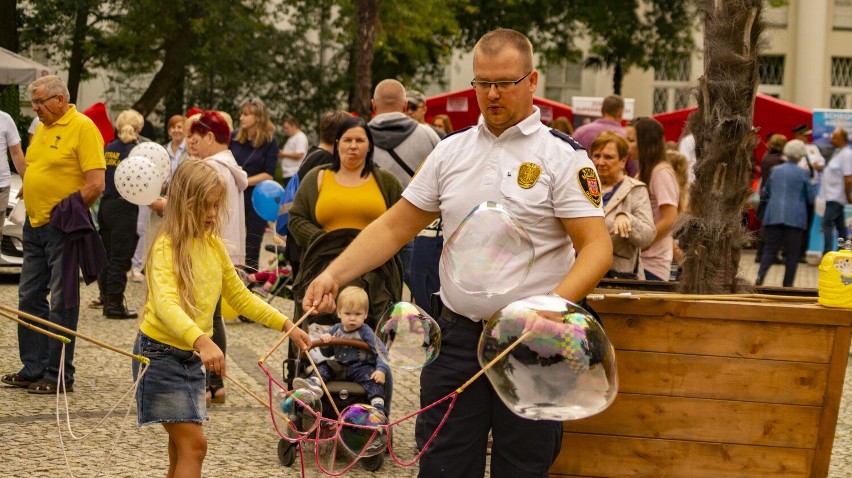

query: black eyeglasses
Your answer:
[470,71,532,92]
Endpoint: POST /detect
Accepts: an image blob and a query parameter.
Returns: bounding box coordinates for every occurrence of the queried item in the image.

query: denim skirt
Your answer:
[132,332,208,426]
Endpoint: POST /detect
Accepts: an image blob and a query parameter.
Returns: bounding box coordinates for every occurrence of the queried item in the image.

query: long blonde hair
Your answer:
[234,98,275,148]
[116,109,144,143]
[147,158,228,317]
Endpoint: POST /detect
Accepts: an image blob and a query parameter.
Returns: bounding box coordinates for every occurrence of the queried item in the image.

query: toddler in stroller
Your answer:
[292,286,389,413]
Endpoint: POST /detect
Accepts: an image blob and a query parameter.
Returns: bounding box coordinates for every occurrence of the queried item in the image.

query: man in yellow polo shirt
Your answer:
[0,76,105,394]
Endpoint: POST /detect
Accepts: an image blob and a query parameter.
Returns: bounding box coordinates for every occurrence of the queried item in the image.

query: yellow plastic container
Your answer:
[818,248,852,308]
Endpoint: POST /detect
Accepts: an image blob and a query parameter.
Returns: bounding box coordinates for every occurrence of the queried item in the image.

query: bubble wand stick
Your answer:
[0,304,149,365]
[259,306,316,364]
[302,350,342,417]
[0,309,71,344]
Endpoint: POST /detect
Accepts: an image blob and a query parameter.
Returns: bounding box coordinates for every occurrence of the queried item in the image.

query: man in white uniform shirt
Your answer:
[303,28,611,478]
[821,128,852,253]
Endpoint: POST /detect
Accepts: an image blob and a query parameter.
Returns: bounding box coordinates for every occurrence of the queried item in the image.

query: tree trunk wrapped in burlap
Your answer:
[675,0,765,294]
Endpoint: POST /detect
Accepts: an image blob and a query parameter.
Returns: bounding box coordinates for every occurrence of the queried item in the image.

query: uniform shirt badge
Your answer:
[517,162,542,189]
[577,167,602,207]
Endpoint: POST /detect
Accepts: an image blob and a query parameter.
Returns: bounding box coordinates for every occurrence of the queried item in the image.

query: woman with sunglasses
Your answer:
[230,98,279,272]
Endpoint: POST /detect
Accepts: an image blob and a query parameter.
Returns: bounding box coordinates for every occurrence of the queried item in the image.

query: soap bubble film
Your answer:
[478,295,617,421]
[338,404,389,457]
[277,388,322,439]
[441,202,534,297]
[376,302,441,370]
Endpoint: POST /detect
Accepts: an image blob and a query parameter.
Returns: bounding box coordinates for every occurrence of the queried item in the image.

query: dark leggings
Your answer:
[208,299,226,388]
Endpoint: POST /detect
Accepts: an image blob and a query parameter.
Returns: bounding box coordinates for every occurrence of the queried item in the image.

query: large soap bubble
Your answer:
[478,295,617,421]
[441,201,534,297]
[277,388,323,439]
[129,141,171,181]
[338,404,389,457]
[115,155,164,206]
[376,302,441,370]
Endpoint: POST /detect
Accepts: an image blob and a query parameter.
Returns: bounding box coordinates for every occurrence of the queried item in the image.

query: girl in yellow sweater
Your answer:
[131,158,310,478]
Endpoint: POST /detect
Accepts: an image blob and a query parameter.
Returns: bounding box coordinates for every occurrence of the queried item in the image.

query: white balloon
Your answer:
[115,156,164,206]
[129,142,171,181]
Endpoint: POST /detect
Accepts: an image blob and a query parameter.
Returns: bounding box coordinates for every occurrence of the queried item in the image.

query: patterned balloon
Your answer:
[129,142,171,181]
[441,201,534,297]
[115,155,164,206]
[478,295,618,421]
[338,404,388,457]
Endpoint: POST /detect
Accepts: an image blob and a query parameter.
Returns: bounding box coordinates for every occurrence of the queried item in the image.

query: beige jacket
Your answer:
[603,176,656,275]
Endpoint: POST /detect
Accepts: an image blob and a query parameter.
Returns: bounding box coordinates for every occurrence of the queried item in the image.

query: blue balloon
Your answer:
[252,180,286,222]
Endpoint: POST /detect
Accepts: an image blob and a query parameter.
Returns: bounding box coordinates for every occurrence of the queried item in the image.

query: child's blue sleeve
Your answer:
[360,325,389,375]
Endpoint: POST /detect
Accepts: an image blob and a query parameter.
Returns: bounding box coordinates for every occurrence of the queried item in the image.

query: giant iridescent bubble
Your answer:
[338,404,389,457]
[376,302,441,370]
[441,201,534,297]
[278,388,323,439]
[478,295,618,421]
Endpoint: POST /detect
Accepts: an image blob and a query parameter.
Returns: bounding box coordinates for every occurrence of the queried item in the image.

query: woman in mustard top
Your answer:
[132,158,310,478]
[288,117,403,251]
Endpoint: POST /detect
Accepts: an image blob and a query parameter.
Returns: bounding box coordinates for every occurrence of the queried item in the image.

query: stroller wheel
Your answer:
[278,439,296,466]
[360,453,384,471]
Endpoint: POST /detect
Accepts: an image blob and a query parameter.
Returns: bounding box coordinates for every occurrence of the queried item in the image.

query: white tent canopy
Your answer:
[0,47,51,85]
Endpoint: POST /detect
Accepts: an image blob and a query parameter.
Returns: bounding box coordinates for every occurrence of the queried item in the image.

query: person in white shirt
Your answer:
[0,110,25,243]
[278,115,308,185]
[302,28,611,478]
[821,128,852,254]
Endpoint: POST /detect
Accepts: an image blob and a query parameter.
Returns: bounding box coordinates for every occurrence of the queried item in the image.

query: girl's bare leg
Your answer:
[162,422,207,478]
[167,434,178,478]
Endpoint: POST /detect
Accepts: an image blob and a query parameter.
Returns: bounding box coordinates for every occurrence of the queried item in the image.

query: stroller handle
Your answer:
[301,338,373,356]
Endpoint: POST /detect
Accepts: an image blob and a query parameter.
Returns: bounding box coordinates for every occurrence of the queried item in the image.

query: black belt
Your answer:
[430,293,484,332]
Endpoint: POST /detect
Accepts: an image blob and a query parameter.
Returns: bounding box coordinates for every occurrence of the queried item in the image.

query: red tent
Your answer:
[425,88,573,130]
[82,102,114,145]
[652,93,813,161]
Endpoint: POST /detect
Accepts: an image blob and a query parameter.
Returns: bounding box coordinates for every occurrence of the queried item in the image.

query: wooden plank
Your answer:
[616,350,829,406]
[551,433,812,477]
[564,393,821,448]
[593,298,852,327]
[604,314,835,362]
[811,325,852,477]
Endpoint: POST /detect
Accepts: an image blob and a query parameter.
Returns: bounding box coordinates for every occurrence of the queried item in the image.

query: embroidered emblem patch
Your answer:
[577,167,602,207]
[517,162,542,189]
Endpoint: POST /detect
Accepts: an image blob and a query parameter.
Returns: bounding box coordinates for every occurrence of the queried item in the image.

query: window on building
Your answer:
[652,55,693,114]
[544,61,583,105]
[831,56,852,109]
[835,0,852,30]
[759,55,785,85]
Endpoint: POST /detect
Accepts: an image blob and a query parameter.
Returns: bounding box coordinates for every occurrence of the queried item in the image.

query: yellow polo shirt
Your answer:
[24,105,105,227]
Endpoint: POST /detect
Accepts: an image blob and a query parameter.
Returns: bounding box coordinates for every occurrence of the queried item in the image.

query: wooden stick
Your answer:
[0,309,71,344]
[587,292,815,303]
[224,375,291,422]
[259,306,315,364]
[303,351,341,418]
[456,329,535,394]
[0,304,149,365]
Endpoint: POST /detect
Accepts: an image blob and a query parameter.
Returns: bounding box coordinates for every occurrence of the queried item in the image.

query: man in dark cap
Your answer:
[791,123,825,262]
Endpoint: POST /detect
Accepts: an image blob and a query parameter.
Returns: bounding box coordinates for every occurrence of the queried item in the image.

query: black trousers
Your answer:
[414,298,562,478]
[244,186,266,271]
[757,224,803,287]
[97,197,139,297]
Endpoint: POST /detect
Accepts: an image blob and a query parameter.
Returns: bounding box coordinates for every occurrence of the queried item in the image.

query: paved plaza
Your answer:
[1,245,851,477]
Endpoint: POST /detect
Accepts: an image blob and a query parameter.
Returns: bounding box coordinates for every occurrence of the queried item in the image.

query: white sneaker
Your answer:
[292,377,322,397]
[129,268,144,282]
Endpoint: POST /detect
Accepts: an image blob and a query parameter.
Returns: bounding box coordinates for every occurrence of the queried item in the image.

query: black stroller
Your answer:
[277,228,403,470]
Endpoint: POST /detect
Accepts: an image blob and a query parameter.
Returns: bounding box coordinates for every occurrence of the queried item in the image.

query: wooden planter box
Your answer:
[551,295,852,478]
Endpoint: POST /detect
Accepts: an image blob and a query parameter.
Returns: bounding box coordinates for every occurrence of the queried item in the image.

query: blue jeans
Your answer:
[823,201,848,255]
[410,235,442,317]
[17,218,79,385]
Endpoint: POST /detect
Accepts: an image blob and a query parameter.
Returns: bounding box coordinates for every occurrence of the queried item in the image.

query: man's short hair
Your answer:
[283,115,299,128]
[474,28,533,73]
[319,110,352,145]
[28,75,70,100]
[373,79,406,111]
[601,95,624,117]
[834,128,848,143]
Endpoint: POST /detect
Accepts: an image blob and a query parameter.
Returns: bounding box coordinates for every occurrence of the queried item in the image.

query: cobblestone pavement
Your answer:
[0,246,850,477]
